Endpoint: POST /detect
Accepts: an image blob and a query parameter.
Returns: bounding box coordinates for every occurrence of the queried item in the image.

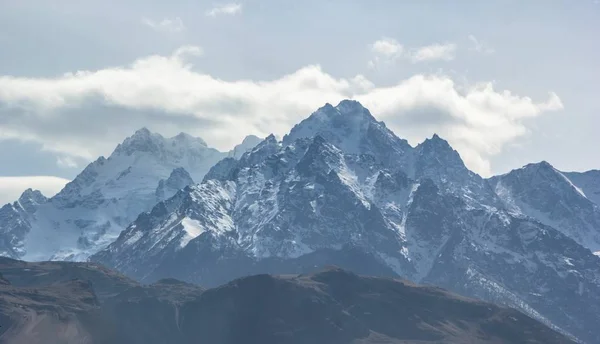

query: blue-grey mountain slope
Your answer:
[489,162,600,255]
[0,130,260,261]
[564,170,600,207]
[92,100,600,343]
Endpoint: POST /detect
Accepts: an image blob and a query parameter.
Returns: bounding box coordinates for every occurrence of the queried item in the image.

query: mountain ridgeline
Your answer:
[1,100,599,342]
[0,130,262,261]
[0,258,575,344]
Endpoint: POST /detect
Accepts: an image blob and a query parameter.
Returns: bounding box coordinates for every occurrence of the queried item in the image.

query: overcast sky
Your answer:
[0,0,599,203]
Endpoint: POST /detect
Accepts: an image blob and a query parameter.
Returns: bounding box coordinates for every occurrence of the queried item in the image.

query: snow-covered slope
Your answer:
[0,129,261,261]
[489,161,600,253]
[92,100,600,343]
[228,135,263,159]
[564,170,600,207]
[283,100,413,171]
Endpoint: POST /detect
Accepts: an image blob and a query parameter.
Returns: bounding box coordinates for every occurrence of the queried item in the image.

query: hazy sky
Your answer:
[0,0,599,203]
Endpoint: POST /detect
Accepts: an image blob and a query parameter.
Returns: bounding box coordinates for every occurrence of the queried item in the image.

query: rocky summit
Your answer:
[88,101,600,343]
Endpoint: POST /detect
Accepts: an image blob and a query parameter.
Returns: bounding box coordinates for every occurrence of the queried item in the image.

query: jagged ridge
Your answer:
[92,100,600,343]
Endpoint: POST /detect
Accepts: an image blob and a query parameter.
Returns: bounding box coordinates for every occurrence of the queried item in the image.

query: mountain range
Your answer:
[1,100,599,342]
[0,130,261,261]
[0,258,574,344]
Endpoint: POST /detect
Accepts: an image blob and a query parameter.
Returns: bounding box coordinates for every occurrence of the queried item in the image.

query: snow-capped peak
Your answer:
[506,161,588,199]
[427,133,449,145]
[410,132,496,206]
[0,128,260,262]
[414,133,467,171]
[283,100,380,151]
[17,189,48,213]
[155,167,195,201]
[112,129,214,159]
[335,99,377,120]
[173,132,208,147]
[283,100,412,172]
[18,188,47,205]
[113,127,160,155]
[490,160,600,252]
[228,135,263,159]
[564,169,600,206]
[417,133,454,152]
[133,127,151,137]
[237,134,280,165]
[166,167,194,185]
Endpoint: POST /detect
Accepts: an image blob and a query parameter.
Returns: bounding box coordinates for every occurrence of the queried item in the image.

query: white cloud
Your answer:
[360,79,562,175]
[408,43,457,63]
[371,38,403,57]
[0,46,563,176]
[56,156,79,168]
[206,3,242,17]
[369,39,457,67]
[468,35,495,54]
[0,176,69,204]
[142,17,185,33]
[368,38,404,69]
[172,45,204,60]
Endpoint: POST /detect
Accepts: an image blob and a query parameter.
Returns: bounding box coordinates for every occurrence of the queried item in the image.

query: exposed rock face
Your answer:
[0,130,260,261]
[489,161,600,253]
[92,101,600,343]
[155,167,195,201]
[564,170,600,207]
